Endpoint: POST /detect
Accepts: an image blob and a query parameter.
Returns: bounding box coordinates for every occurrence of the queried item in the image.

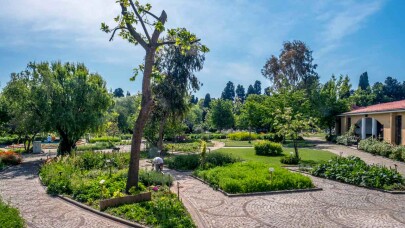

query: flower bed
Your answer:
[0,151,22,165]
[311,156,404,191]
[194,162,314,194]
[40,151,194,227]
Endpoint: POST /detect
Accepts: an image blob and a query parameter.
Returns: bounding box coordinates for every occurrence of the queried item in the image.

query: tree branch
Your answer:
[129,0,151,43]
[143,10,160,21]
[120,3,149,50]
[109,26,128,42]
[150,10,167,44]
[156,39,201,47]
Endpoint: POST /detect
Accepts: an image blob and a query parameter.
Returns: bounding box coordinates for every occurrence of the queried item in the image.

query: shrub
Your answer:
[0,135,19,145]
[0,151,22,165]
[89,137,121,143]
[254,141,283,156]
[227,132,257,141]
[280,155,300,165]
[325,135,337,143]
[165,154,200,170]
[0,197,25,228]
[311,156,404,190]
[195,162,314,194]
[358,138,405,161]
[256,133,283,142]
[164,142,201,153]
[76,142,114,151]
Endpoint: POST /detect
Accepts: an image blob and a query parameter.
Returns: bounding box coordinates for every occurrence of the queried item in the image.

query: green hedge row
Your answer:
[358,138,405,161]
[254,140,283,156]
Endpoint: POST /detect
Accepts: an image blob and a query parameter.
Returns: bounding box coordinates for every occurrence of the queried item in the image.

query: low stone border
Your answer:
[191,175,323,197]
[289,168,405,195]
[38,176,149,228]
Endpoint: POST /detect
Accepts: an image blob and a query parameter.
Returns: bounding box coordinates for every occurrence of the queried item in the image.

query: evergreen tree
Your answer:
[113,88,125,97]
[203,93,211,108]
[358,72,370,90]
[253,80,261,94]
[221,81,235,101]
[246,85,255,99]
[235,84,246,103]
[264,86,271,96]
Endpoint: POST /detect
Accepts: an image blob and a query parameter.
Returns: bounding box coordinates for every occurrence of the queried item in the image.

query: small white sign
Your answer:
[269,167,275,173]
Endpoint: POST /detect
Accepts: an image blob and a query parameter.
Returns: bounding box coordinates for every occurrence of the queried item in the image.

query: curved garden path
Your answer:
[0,154,126,228]
[168,170,405,228]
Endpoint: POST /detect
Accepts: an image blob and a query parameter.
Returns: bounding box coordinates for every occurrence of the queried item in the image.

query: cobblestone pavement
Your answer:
[167,170,405,228]
[305,137,405,176]
[0,154,127,228]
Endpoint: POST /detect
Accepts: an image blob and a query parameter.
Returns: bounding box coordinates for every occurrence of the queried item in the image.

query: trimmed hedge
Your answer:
[254,140,283,156]
[89,137,121,143]
[358,138,405,162]
[227,132,257,141]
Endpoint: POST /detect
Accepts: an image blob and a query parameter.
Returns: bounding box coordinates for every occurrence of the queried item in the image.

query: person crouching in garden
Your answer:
[153,157,164,172]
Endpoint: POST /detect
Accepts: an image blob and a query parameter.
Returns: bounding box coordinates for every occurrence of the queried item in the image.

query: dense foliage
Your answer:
[195,162,314,194]
[0,197,25,228]
[89,137,121,143]
[254,140,283,156]
[311,156,404,190]
[358,138,405,161]
[166,151,239,170]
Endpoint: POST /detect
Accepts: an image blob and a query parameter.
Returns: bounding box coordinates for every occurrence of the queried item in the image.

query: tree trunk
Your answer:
[293,139,299,158]
[157,116,166,152]
[58,130,75,156]
[126,49,155,192]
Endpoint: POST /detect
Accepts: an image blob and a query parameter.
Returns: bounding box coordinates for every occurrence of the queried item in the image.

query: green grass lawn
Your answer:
[216,147,336,167]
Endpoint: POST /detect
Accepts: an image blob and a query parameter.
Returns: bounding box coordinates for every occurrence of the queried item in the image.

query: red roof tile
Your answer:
[343,99,405,115]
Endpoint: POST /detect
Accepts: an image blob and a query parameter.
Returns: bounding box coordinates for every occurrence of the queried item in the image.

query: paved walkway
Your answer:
[0,154,127,228]
[305,137,405,176]
[168,170,405,228]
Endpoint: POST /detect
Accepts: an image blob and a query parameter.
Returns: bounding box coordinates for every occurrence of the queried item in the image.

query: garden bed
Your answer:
[310,156,405,193]
[39,151,195,227]
[0,197,25,228]
[194,162,316,195]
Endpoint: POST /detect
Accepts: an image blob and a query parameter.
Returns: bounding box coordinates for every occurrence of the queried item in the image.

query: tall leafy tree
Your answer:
[113,88,125,97]
[221,81,235,101]
[383,76,405,101]
[152,43,206,150]
[208,99,234,132]
[102,0,208,191]
[262,40,319,92]
[372,82,388,104]
[253,80,261,95]
[126,91,131,96]
[358,72,370,90]
[235,84,246,103]
[339,75,351,99]
[4,62,112,154]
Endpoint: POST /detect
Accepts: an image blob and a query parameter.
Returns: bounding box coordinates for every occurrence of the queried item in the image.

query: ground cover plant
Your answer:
[358,138,405,161]
[227,132,258,141]
[311,156,404,190]
[40,151,193,227]
[164,141,214,153]
[89,137,121,143]
[254,140,283,156]
[0,197,25,228]
[220,139,257,147]
[76,142,115,151]
[194,162,314,194]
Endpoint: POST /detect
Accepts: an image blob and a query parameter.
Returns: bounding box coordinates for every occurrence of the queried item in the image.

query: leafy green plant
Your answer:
[195,162,313,194]
[203,151,240,169]
[0,197,25,228]
[89,137,121,143]
[76,142,114,151]
[358,138,405,161]
[280,154,300,165]
[227,132,258,141]
[311,156,404,190]
[254,140,283,156]
[139,170,173,186]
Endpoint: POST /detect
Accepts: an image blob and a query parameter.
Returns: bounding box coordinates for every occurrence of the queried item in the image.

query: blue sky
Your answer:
[0,0,404,98]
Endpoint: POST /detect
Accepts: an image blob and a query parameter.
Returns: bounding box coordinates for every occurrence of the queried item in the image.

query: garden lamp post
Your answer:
[269,167,274,181]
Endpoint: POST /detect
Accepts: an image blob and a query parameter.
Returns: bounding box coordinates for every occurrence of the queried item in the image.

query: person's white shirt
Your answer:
[153,157,163,164]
